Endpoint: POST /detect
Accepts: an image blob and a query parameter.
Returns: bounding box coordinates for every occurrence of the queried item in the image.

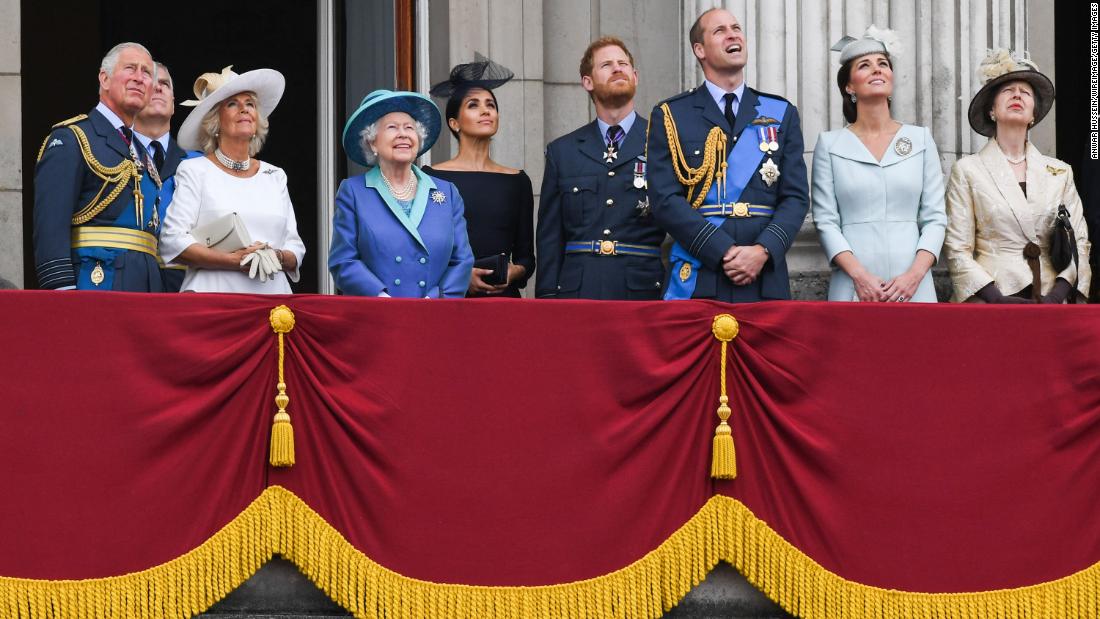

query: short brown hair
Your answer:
[579,36,635,79]
[689,8,722,49]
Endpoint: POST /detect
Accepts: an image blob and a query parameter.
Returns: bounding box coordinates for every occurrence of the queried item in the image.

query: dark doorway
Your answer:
[21,0,320,292]
[1054,1,1091,174]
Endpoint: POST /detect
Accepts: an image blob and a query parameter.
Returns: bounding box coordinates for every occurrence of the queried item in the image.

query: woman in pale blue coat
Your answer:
[330,90,474,298]
[812,28,946,302]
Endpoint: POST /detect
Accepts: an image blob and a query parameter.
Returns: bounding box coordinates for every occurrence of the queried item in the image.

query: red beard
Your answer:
[592,76,636,108]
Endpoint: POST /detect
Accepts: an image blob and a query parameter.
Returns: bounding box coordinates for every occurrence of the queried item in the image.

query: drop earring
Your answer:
[849,93,857,103]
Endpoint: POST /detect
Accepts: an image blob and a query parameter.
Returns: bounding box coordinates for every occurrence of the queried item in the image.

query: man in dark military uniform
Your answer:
[135,61,190,292]
[536,36,665,299]
[647,8,808,302]
[33,42,162,291]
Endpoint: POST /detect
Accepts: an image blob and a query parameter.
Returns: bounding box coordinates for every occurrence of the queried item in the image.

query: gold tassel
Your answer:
[711,314,740,479]
[269,305,296,467]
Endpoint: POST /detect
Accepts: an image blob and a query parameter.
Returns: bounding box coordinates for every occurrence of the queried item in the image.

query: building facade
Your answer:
[0,0,1061,295]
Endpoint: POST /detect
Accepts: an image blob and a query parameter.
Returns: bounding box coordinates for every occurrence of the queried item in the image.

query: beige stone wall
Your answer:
[0,0,21,287]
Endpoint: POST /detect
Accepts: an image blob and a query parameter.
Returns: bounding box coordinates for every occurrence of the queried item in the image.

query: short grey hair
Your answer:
[358,118,428,166]
[98,42,155,96]
[197,94,271,157]
[100,42,153,78]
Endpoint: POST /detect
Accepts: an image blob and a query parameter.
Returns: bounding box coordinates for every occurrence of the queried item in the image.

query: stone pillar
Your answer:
[0,0,21,288]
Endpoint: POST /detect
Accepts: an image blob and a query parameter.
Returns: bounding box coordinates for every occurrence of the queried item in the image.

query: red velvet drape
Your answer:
[1,291,1098,594]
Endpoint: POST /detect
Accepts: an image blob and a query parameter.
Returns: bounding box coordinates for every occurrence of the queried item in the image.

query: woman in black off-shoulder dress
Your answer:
[425,56,535,297]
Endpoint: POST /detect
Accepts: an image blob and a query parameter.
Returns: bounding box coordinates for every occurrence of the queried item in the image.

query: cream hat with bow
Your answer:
[177,65,285,151]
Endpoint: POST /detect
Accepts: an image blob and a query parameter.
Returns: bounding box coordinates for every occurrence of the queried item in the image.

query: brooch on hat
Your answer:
[430,190,447,204]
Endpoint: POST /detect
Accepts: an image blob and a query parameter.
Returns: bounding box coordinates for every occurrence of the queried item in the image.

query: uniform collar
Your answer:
[95,101,131,132]
[596,110,637,142]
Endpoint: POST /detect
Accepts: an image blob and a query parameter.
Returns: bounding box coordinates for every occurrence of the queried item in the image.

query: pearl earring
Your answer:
[989,112,996,121]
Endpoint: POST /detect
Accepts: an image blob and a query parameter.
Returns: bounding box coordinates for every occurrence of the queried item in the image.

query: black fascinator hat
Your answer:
[429,53,515,99]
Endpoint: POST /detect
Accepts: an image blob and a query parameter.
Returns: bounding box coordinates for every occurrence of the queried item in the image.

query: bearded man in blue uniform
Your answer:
[33,42,163,291]
[647,8,809,302]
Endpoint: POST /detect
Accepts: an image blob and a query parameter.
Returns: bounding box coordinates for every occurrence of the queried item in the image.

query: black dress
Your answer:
[423,167,536,297]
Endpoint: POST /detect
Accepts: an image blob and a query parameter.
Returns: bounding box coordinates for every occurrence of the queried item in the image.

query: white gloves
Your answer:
[240,245,283,282]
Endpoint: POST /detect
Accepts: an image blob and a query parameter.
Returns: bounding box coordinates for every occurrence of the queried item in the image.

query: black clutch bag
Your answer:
[1049,204,1078,274]
[474,253,509,286]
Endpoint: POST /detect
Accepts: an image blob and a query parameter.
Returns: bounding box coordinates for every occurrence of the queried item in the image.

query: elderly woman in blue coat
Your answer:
[812,28,947,302]
[330,90,474,297]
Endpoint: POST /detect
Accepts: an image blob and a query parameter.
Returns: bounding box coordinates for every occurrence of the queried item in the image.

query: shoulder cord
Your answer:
[660,103,728,208]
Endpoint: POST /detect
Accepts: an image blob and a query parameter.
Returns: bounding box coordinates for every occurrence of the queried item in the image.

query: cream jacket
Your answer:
[944,140,1091,302]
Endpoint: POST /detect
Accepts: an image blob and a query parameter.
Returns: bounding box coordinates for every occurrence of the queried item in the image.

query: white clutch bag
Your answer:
[191,213,252,252]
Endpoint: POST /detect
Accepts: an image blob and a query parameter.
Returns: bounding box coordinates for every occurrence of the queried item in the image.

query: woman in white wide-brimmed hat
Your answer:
[159,65,306,293]
[328,89,473,298]
[944,51,1090,303]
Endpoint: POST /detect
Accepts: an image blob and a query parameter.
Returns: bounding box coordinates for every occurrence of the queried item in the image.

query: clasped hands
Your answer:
[852,268,920,302]
[722,244,768,286]
[235,242,283,282]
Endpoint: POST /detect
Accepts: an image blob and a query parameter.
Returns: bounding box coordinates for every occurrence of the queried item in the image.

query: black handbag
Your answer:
[1049,204,1078,274]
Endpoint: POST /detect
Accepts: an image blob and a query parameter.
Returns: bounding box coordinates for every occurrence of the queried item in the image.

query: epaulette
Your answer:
[38,115,90,162]
[748,87,792,104]
[52,114,88,128]
[659,89,696,106]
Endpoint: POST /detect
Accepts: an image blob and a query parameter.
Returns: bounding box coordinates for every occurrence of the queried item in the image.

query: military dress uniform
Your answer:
[536,112,666,299]
[136,131,191,292]
[647,83,808,301]
[34,105,164,291]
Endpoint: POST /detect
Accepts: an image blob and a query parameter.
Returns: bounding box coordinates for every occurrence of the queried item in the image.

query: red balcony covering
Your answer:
[1,290,1098,618]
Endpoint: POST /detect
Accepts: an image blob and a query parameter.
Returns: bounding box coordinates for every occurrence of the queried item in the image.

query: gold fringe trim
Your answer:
[3,489,1099,618]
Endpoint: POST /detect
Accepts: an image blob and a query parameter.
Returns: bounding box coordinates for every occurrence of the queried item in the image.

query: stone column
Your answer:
[0,0,21,288]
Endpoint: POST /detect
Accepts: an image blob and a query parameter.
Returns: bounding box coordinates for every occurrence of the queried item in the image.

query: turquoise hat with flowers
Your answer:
[342,89,441,166]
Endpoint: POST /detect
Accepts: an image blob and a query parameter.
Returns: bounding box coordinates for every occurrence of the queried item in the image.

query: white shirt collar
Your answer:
[95,101,129,132]
[133,130,170,153]
[703,79,746,115]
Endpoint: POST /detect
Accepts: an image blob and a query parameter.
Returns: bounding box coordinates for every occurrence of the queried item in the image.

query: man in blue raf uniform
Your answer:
[135,61,191,292]
[33,42,163,291]
[537,37,665,299]
[648,8,809,301]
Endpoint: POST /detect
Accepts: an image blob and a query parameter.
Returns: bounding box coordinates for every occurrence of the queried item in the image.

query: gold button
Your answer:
[606,198,614,206]
[603,229,611,235]
[693,149,700,155]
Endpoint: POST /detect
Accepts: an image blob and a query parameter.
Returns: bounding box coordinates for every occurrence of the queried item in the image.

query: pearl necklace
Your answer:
[381,170,417,200]
[215,148,251,172]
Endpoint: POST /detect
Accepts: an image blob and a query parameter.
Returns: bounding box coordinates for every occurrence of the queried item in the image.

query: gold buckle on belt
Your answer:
[599,240,616,255]
[726,202,750,217]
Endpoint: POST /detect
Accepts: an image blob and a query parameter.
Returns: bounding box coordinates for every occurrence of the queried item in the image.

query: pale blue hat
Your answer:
[342,89,441,166]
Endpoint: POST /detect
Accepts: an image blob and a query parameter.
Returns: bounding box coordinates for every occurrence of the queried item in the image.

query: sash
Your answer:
[74,163,161,290]
[664,95,789,300]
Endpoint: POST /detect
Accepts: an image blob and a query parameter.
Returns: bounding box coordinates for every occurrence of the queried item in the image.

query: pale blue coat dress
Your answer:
[811,124,947,302]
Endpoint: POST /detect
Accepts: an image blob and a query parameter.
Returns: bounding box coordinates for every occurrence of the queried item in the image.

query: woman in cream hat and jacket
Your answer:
[944,51,1090,303]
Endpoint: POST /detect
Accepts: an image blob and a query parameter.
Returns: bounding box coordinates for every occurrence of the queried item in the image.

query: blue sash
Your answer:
[664,95,789,300]
[75,167,161,290]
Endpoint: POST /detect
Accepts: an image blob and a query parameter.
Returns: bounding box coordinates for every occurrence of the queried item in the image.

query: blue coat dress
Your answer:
[811,124,946,302]
[329,166,474,298]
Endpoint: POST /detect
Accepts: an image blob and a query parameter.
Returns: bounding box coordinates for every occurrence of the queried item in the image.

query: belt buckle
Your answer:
[599,240,616,256]
[732,202,750,217]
